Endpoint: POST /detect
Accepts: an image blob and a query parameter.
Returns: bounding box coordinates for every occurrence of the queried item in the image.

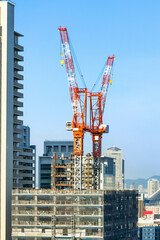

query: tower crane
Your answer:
[58,26,115,190]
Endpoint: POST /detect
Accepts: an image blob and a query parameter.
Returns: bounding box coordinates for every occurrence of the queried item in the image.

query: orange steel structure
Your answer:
[58,26,114,158]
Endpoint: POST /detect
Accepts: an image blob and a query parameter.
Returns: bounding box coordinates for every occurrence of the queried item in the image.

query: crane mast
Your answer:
[58,26,115,190]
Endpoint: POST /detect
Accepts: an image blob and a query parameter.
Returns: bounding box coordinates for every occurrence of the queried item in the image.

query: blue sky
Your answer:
[14,0,160,179]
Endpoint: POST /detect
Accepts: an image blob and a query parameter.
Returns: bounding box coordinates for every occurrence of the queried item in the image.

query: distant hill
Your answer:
[125,175,160,189]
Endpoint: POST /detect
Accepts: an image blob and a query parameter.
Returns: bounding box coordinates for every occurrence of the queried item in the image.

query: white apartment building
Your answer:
[0,1,15,239]
[106,146,124,189]
[148,179,159,198]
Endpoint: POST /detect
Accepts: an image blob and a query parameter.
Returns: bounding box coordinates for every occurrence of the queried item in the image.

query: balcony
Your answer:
[14,81,23,89]
[14,109,23,116]
[14,53,24,61]
[13,126,23,134]
[14,63,24,71]
[14,99,23,107]
[14,90,23,98]
[17,165,34,171]
[13,136,23,143]
[13,155,23,161]
[14,43,24,51]
[14,72,24,80]
[13,117,23,125]
[20,151,34,157]
[13,146,23,152]
[18,159,34,164]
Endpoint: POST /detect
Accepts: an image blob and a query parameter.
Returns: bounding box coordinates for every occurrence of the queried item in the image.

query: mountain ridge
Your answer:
[125,175,160,189]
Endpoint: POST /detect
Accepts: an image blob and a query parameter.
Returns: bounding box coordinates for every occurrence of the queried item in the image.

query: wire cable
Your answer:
[68,36,87,88]
[91,60,107,92]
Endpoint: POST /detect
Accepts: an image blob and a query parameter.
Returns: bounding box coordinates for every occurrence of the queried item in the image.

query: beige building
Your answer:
[148,179,159,198]
[106,146,124,189]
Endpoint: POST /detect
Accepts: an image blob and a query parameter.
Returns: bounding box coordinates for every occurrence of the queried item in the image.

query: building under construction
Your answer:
[12,189,138,240]
[11,27,138,239]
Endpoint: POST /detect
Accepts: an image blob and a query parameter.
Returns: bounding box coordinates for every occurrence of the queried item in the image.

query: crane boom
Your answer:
[58,26,81,114]
[101,55,115,113]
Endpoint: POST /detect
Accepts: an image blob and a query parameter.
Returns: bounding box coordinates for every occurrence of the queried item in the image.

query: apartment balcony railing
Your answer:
[14,81,23,89]
[13,126,23,134]
[14,90,23,98]
[14,99,23,107]
[13,117,23,125]
[14,43,24,51]
[14,109,23,116]
[14,72,24,80]
[14,63,24,71]
[14,53,24,61]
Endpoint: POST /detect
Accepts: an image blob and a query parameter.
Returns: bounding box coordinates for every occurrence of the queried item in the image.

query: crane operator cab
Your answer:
[66,121,72,131]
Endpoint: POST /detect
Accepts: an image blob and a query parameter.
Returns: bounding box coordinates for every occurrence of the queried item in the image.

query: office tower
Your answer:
[18,125,36,188]
[100,156,115,190]
[106,146,124,189]
[148,179,159,198]
[38,140,73,189]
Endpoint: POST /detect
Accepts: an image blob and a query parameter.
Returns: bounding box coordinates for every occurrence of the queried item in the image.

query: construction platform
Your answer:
[12,189,138,240]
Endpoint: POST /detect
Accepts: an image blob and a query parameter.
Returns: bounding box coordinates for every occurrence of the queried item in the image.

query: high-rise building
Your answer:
[106,146,124,189]
[0,1,15,239]
[148,179,159,198]
[0,1,35,238]
[100,156,115,190]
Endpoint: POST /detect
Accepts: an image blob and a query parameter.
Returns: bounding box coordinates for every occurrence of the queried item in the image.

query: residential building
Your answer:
[39,140,73,189]
[106,146,124,189]
[12,189,138,240]
[18,125,36,188]
[0,1,17,239]
[0,1,36,238]
[148,179,159,198]
[100,156,115,190]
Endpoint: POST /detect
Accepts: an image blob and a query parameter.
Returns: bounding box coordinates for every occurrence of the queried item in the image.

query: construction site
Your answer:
[12,189,138,240]
[12,27,138,239]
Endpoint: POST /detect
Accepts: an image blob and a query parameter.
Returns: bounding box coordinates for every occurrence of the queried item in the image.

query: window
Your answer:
[61,145,66,152]
[53,145,59,152]
[68,145,73,153]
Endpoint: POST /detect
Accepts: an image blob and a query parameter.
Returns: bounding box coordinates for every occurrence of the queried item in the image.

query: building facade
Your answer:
[18,125,36,188]
[38,140,73,189]
[12,189,138,240]
[106,146,124,189]
[0,1,15,239]
[138,226,160,240]
[100,156,115,190]
[148,179,159,198]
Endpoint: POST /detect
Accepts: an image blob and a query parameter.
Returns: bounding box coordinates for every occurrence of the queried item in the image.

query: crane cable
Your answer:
[68,36,87,89]
[91,60,107,92]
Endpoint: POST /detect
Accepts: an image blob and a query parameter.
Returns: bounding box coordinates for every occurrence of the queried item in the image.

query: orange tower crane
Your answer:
[58,26,115,189]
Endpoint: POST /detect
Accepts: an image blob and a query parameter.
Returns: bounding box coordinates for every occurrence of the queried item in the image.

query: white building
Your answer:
[106,146,124,189]
[0,1,15,239]
[148,179,159,198]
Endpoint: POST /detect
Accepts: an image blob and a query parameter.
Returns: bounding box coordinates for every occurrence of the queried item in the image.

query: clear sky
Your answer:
[14,0,160,179]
